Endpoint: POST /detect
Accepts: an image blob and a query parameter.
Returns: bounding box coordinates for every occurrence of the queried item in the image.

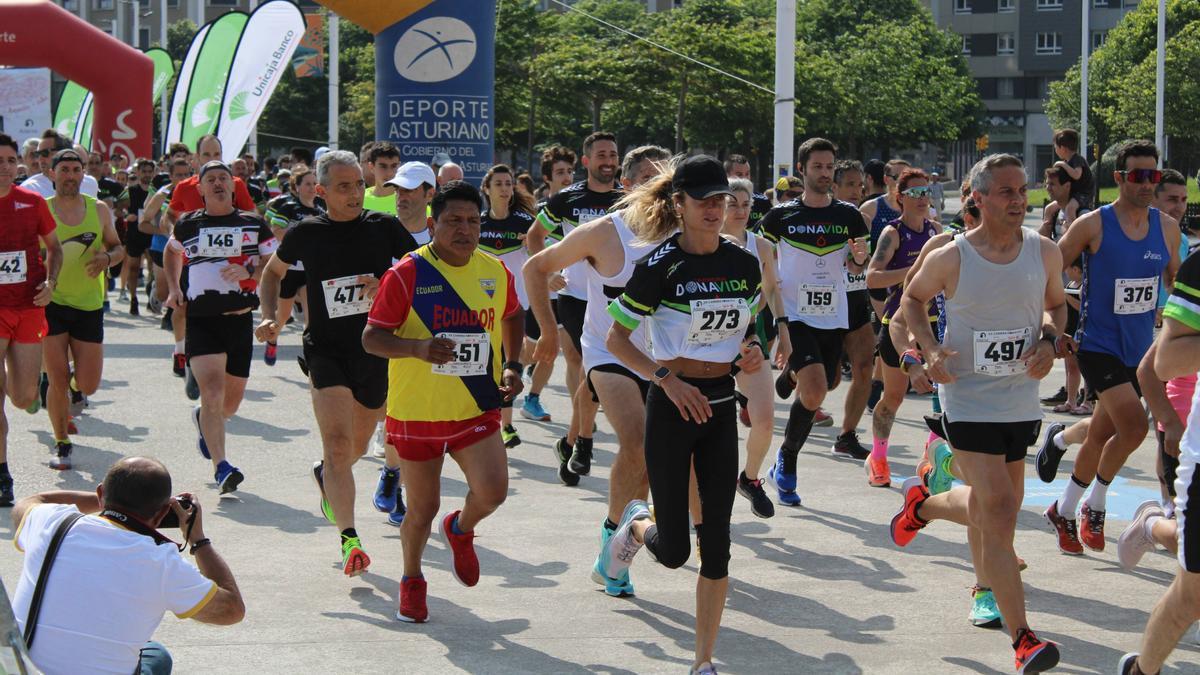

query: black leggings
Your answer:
[643,374,738,580]
[1158,428,1180,499]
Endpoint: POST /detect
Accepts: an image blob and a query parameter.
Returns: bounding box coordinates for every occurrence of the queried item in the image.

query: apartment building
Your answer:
[58,0,321,50]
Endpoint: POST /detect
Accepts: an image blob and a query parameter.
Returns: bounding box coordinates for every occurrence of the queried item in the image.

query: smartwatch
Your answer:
[652,366,671,383]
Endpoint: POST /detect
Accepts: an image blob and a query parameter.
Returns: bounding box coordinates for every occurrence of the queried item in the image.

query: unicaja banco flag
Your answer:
[374,0,496,183]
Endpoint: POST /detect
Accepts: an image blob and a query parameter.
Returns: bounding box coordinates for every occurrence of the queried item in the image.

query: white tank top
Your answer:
[580,212,660,371]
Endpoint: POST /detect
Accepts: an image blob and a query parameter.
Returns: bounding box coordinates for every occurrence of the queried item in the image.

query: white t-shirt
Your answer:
[20,173,99,199]
[13,504,216,675]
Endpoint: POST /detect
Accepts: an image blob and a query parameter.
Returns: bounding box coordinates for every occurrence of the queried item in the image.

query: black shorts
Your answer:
[125,227,152,257]
[868,287,889,303]
[786,320,844,389]
[847,290,872,331]
[877,321,901,368]
[45,302,104,343]
[280,269,306,300]
[557,294,586,354]
[1065,303,1079,338]
[523,298,559,342]
[758,305,778,343]
[1076,349,1142,397]
[149,249,164,268]
[1175,459,1200,572]
[186,312,254,378]
[941,416,1041,463]
[587,363,649,404]
[304,346,388,409]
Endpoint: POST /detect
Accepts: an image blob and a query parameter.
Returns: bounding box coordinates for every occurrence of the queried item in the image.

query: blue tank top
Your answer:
[1076,205,1169,365]
[869,197,900,253]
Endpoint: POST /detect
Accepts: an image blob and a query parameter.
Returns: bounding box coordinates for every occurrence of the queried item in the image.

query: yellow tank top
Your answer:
[363,187,398,215]
[47,194,105,311]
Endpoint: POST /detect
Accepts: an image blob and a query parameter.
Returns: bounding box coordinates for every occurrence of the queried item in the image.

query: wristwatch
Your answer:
[189,538,212,555]
[652,366,671,383]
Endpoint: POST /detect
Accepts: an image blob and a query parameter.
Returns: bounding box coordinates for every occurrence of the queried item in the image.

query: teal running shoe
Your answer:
[927,440,956,495]
[590,521,635,597]
[969,586,1003,628]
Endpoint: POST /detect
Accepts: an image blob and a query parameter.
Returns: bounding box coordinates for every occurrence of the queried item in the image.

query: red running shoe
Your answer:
[1043,501,1083,555]
[1079,502,1106,552]
[1013,628,1059,673]
[396,576,428,623]
[890,477,929,547]
[440,510,480,587]
[173,352,186,378]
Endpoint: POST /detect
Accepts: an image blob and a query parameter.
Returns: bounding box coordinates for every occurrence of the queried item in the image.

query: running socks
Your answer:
[340,528,358,543]
[1086,474,1112,511]
[0,462,8,477]
[1053,431,1068,451]
[450,514,466,535]
[174,339,184,354]
[780,401,816,473]
[871,437,888,460]
[1059,474,1089,516]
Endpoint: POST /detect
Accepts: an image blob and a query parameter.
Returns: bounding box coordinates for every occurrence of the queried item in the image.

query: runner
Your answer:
[527,132,622,484]
[832,159,874,460]
[538,145,576,202]
[478,164,537,446]
[262,165,325,366]
[524,144,667,596]
[362,180,523,624]
[43,149,124,470]
[859,159,910,411]
[600,155,762,674]
[139,158,192,377]
[436,163,464,187]
[1038,167,1090,415]
[1041,129,1095,235]
[1039,141,1180,556]
[864,169,941,486]
[361,143,401,216]
[759,138,869,506]
[724,177,788,517]
[1117,251,1200,675]
[21,130,98,199]
[164,160,277,494]
[889,153,1065,673]
[116,159,156,316]
[723,154,772,227]
[257,150,418,577]
[0,133,61,499]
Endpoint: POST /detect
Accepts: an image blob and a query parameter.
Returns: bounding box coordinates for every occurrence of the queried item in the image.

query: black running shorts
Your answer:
[45,302,104,344]
[1175,459,1200,572]
[185,312,254,378]
[557,294,586,354]
[304,346,388,409]
[587,363,649,404]
[941,417,1041,463]
[1075,349,1142,397]
[786,320,844,390]
[847,290,873,332]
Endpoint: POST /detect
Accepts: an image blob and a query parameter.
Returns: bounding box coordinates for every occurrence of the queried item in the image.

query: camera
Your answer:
[158,495,194,529]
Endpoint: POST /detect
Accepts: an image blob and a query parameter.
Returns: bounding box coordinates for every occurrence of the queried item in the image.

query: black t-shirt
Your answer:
[1067,154,1095,209]
[125,184,152,220]
[152,172,171,190]
[749,192,773,233]
[275,210,419,355]
[173,210,277,317]
[96,176,123,204]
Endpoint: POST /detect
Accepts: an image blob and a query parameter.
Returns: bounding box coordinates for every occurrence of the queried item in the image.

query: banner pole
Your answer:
[328,11,339,151]
[160,0,168,157]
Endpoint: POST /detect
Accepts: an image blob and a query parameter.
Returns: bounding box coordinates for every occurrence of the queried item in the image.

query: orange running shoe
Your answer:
[865,455,891,487]
[1013,628,1059,673]
[890,477,929,547]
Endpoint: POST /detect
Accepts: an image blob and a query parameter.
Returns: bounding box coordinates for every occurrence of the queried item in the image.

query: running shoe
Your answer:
[866,379,884,412]
[501,425,521,449]
[604,500,651,580]
[889,476,929,547]
[1117,653,1140,675]
[969,586,1003,629]
[765,450,801,506]
[774,368,795,399]
[927,440,955,495]
[371,422,387,459]
[440,510,480,587]
[396,576,428,623]
[520,394,551,422]
[68,378,86,416]
[813,408,833,427]
[49,441,72,471]
[374,466,400,513]
[185,366,200,401]
[264,342,277,366]
[1079,502,1106,552]
[129,295,139,316]
[341,536,370,577]
[0,474,11,507]
[1118,500,1163,571]
[1040,386,1068,405]
[387,490,407,527]
[591,524,635,597]
[568,443,592,476]
[1035,422,1066,483]
[865,455,890,488]
[554,437,580,487]
[312,461,335,524]
[160,307,172,331]
[118,288,128,303]
[831,431,870,460]
[191,406,210,459]
[215,461,243,494]
[24,397,39,415]
[917,460,933,489]
[147,295,162,315]
[66,418,77,436]
[689,663,719,675]
[1012,628,1059,673]
[1043,500,1083,555]
[737,471,775,518]
[173,353,186,378]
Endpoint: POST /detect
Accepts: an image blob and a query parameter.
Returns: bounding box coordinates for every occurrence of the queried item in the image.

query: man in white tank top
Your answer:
[888,154,1069,674]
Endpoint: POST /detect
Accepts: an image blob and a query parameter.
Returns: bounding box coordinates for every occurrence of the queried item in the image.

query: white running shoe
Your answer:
[371,422,387,458]
[1117,500,1163,571]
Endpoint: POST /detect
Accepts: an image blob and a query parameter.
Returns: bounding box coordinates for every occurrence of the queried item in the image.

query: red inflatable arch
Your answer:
[0,0,154,159]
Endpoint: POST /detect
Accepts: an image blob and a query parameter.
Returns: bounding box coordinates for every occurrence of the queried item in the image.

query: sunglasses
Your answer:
[1119,169,1163,184]
[901,186,933,199]
[34,150,51,158]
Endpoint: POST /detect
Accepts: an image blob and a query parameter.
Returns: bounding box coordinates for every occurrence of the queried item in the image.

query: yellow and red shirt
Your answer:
[367,244,520,422]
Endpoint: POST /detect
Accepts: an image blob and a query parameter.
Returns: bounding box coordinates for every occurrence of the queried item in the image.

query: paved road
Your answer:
[0,304,1197,674]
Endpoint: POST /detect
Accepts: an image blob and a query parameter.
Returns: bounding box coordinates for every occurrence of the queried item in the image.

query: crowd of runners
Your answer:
[2,124,1199,675]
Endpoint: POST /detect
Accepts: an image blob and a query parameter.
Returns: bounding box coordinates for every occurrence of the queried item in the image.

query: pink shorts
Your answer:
[1159,374,1197,432]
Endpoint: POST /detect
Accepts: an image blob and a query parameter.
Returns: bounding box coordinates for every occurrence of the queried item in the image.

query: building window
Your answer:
[208,0,237,5]
[961,35,972,55]
[998,0,1015,11]
[1036,32,1063,55]
[1037,0,1063,9]
[168,0,179,6]
[1093,0,1110,6]
[955,0,971,14]
[997,78,1015,99]
[62,0,79,10]
[92,0,114,9]
[997,33,1015,54]
[138,27,150,49]
[1091,30,1108,51]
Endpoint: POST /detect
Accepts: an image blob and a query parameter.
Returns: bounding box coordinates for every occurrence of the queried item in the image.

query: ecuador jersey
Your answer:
[368,244,521,422]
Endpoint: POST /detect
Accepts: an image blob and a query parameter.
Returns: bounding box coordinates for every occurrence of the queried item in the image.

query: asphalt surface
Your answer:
[1,240,1198,674]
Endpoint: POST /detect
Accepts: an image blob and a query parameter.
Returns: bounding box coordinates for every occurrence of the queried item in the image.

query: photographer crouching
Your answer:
[9,457,244,674]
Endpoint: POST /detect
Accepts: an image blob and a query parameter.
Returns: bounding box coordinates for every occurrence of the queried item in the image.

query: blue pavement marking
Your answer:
[1022,476,1163,521]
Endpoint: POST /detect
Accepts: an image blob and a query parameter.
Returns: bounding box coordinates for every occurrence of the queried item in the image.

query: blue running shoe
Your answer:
[215,461,243,494]
[927,440,956,495]
[191,406,210,459]
[374,467,400,513]
[590,522,635,597]
[387,489,407,527]
[764,449,801,506]
[520,394,551,422]
[969,586,1003,628]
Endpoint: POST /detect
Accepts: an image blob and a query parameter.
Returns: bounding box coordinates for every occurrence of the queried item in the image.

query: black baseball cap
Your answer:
[198,160,232,181]
[672,155,732,200]
[51,149,84,169]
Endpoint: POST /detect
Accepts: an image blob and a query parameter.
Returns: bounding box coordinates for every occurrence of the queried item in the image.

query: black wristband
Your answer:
[774,316,789,326]
[190,538,212,555]
[503,360,523,373]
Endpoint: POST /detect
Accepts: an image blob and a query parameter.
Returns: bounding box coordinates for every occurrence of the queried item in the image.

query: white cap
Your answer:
[385,161,437,190]
[313,146,330,161]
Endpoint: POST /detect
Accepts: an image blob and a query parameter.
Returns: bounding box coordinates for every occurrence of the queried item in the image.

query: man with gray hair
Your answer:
[256,150,419,576]
[436,161,464,187]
